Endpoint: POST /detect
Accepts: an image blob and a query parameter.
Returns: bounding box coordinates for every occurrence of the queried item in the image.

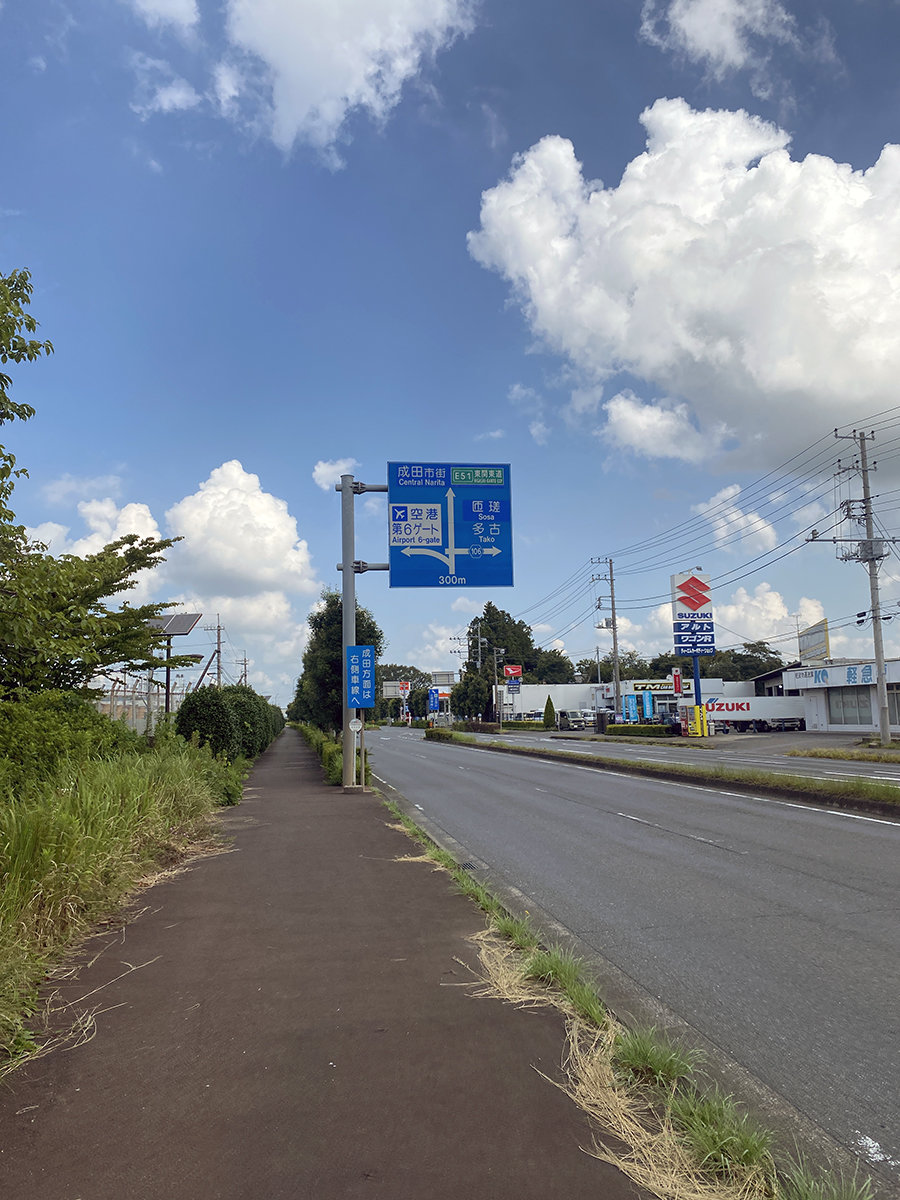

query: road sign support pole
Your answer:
[336,478,388,790]
[339,475,357,788]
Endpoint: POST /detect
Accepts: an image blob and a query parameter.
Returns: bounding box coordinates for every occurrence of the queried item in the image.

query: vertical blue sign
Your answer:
[428,687,440,712]
[388,462,513,588]
[642,690,654,720]
[347,645,375,709]
[624,695,639,723]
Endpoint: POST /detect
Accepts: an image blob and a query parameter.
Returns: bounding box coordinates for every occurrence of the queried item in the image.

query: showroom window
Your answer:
[827,686,873,725]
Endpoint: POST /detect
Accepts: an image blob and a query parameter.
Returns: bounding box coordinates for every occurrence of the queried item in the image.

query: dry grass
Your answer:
[468,928,776,1200]
[393,851,451,871]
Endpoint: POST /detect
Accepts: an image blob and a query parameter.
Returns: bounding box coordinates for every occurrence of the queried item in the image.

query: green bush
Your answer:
[298,724,370,785]
[174,687,240,759]
[0,691,139,783]
[267,703,285,740]
[424,727,454,741]
[221,684,269,757]
[543,696,556,729]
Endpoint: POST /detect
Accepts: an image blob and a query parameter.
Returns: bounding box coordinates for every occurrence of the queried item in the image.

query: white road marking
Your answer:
[754,796,899,826]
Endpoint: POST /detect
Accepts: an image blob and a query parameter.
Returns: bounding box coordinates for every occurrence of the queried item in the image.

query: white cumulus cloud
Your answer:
[603,391,728,462]
[130,53,202,117]
[312,457,360,491]
[165,459,319,598]
[450,596,482,614]
[218,0,474,154]
[692,484,778,553]
[124,0,200,32]
[640,0,797,77]
[469,99,900,467]
[43,473,124,505]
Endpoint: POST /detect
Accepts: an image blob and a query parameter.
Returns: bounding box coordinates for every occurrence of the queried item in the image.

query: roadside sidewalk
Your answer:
[0,728,643,1199]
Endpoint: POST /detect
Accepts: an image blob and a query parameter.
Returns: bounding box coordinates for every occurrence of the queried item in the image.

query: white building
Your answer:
[501,677,749,721]
[781,660,900,733]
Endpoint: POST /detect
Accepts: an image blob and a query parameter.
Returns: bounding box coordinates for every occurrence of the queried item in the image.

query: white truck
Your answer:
[702,695,805,733]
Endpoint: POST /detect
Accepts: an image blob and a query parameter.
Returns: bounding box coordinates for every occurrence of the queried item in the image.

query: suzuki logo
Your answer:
[677,575,712,613]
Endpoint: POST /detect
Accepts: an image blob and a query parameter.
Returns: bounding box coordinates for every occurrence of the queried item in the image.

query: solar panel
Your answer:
[147,612,202,636]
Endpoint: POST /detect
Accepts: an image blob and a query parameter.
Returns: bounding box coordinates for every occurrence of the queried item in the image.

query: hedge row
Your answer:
[297,725,370,785]
[424,727,454,742]
[175,685,285,760]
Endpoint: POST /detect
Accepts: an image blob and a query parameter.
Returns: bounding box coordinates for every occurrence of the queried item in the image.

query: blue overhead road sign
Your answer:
[388,462,513,588]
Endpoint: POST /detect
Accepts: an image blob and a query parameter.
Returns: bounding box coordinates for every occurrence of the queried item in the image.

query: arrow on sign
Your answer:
[400,486,503,571]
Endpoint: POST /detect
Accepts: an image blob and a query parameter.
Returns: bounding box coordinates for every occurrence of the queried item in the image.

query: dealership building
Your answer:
[779,660,900,733]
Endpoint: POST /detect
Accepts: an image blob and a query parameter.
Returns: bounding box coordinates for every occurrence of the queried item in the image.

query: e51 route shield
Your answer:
[387,462,513,589]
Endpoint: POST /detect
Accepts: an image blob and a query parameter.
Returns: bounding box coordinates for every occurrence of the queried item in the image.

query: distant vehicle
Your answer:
[703,696,805,732]
[523,710,544,722]
[580,710,596,726]
[557,710,586,731]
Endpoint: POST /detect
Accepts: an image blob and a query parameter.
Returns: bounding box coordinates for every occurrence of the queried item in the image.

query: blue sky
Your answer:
[3,0,900,704]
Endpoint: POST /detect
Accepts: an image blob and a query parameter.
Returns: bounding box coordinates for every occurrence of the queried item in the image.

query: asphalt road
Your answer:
[474,728,900,785]
[371,730,900,1186]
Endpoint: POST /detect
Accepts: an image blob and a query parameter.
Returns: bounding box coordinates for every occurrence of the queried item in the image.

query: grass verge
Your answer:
[787,747,900,763]
[0,730,241,1072]
[423,729,900,814]
[381,791,876,1200]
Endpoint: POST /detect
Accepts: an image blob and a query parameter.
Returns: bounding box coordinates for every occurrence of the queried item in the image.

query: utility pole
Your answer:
[202,615,223,687]
[592,557,621,714]
[821,430,899,747]
[856,432,891,746]
[492,645,506,727]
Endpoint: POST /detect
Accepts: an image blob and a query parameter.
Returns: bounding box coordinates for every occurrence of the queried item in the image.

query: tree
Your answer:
[406,686,429,718]
[593,649,650,681]
[648,642,782,683]
[576,657,599,683]
[530,647,575,683]
[289,589,385,731]
[0,274,186,696]
[462,602,576,685]
[1,268,53,428]
[450,671,490,720]
[375,662,431,720]
[1,268,53,548]
[542,695,556,729]
[463,601,535,678]
[0,533,191,696]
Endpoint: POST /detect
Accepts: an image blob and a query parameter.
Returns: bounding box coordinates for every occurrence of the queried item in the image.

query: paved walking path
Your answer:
[0,729,642,1199]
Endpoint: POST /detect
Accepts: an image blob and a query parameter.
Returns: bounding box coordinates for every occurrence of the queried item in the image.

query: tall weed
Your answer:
[0,735,237,1063]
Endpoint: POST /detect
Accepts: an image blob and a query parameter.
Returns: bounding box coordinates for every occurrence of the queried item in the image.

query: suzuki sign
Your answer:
[671,571,716,656]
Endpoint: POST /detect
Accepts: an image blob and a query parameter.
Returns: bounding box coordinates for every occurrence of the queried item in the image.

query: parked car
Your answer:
[557,710,586,731]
